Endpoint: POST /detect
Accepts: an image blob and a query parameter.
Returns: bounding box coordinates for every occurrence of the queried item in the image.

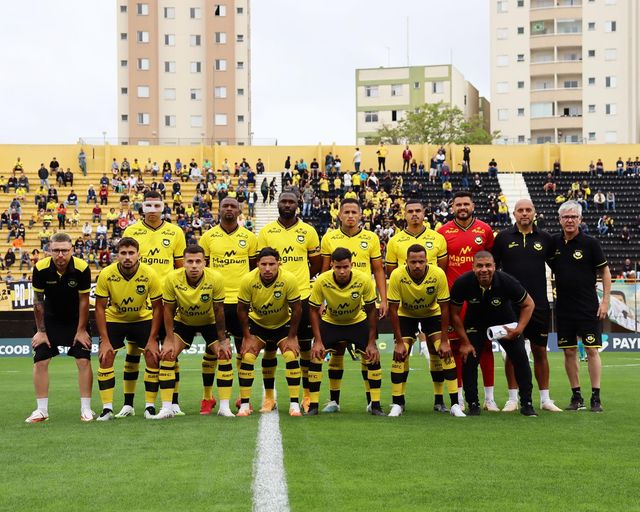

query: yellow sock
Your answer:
[367,361,382,404]
[159,360,176,405]
[300,348,311,398]
[390,360,405,405]
[308,358,323,405]
[202,352,217,400]
[216,359,234,401]
[283,350,301,402]
[239,353,256,401]
[123,344,143,406]
[173,360,180,403]
[430,354,445,395]
[262,350,277,400]
[98,366,115,408]
[144,367,159,405]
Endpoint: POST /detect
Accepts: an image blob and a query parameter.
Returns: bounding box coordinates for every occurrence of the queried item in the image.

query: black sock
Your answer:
[571,387,582,398]
[449,393,459,406]
[591,388,600,399]
[434,394,444,405]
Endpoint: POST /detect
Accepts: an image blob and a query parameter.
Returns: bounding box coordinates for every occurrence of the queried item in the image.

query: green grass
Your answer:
[1,353,639,511]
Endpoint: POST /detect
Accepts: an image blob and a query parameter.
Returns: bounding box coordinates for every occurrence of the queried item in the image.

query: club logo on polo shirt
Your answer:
[360,241,369,249]
[274,291,282,299]
[68,279,78,288]
[573,250,583,260]
[509,242,518,249]
[296,235,305,244]
[474,236,483,245]
[491,298,502,306]
[427,286,435,294]
[533,242,543,251]
[136,285,146,295]
[162,239,171,247]
[200,293,210,303]
[238,239,247,248]
[425,241,433,250]
[585,334,596,343]
[351,291,360,299]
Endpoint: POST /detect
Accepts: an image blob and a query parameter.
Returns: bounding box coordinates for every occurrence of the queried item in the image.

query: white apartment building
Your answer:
[491,0,640,144]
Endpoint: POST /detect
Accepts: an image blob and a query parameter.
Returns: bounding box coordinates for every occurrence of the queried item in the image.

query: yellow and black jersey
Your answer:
[163,268,225,326]
[32,256,91,320]
[257,219,320,299]
[199,224,258,304]
[385,227,447,268]
[95,262,162,323]
[309,269,376,326]
[320,228,381,275]
[388,265,450,318]
[123,220,186,275]
[237,268,300,329]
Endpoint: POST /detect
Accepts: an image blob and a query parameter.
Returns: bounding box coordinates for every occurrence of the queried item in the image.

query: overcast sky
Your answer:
[0,0,489,145]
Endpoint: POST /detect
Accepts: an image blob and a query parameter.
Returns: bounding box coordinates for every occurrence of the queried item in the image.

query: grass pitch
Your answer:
[1,352,639,512]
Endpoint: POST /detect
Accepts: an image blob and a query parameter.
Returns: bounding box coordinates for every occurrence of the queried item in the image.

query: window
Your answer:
[236,61,244,70]
[237,88,245,96]
[605,131,617,143]
[164,115,176,127]
[137,86,150,98]
[137,3,149,15]
[497,0,508,13]
[391,110,398,122]
[588,22,595,31]
[517,54,525,62]
[215,32,227,44]
[496,81,509,93]
[237,115,245,123]
[190,88,202,100]
[137,31,150,43]
[214,4,226,16]
[190,115,203,128]
[121,114,128,122]
[497,28,508,40]
[137,113,150,125]
[605,103,617,115]
[215,59,227,71]
[120,5,127,13]
[164,34,175,46]
[237,34,244,43]
[164,88,176,100]
[517,81,525,89]
[588,104,596,113]
[588,132,596,141]
[588,77,596,85]
[120,87,128,95]
[164,61,176,73]
[120,60,128,67]
[137,58,149,70]
[190,61,202,73]
[190,34,202,46]
[605,48,617,61]
[364,111,379,123]
[517,108,525,117]
[531,102,554,118]
[432,81,444,94]
[497,55,509,67]
[563,80,578,88]
[517,0,524,6]
[517,26,524,35]
[587,49,596,57]
[414,82,420,89]
[120,33,127,40]
[605,76,617,88]
[237,6,244,14]
[498,109,509,121]
[190,7,201,19]
[364,85,378,97]
[605,21,617,32]
[557,20,581,34]
[214,86,227,98]
[164,7,175,19]
[518,135,526,143]
[214,114,228,126]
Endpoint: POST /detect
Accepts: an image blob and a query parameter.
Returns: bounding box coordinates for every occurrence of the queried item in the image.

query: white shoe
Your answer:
[144,406,157,419]
[171,404,185,416]
[541,399,563,412]
[114,405,135,418]
[366,402,372,413]
[502,399,518,412]
[153,407,175,420]
[80,409,95,422]
[459,402,466,412]
[96,409,114,421]
[321,400,341,413]
[483,399,500,412]
[450,404,466,417]
[25,409,49,423]
[387,404,403,417]
[217,407,235,417]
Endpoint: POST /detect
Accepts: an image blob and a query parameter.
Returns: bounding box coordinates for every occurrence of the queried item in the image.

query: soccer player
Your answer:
[450,252,536,416]
[199,197,257,414]
[157,245,232,419]
[236,247,303,417]
[550,201,610,412]
[120,189,186,417]
[438,191,497,411]
[257,192,321,412]
[307,248,384,416]
[26,232,94,423]
[492,199,562,412]
[319,198,387,412]
[387,244,464,417]
[94,237,163,421]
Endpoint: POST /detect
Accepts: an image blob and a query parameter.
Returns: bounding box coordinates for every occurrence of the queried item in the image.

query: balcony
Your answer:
[530,115,583,131]
[530,60,582,75]
[531,88,582,102]
[531,6,583,22]
[530,34,582,50]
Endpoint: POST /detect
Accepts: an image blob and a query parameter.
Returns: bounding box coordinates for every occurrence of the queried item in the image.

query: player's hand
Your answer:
[160,337,176,360]
[378,300,388,319]
[280,335,300,357]
[393,341,407,362]
[73,329,92,350]
[365,343,380,365]
[459,341,476,363]
[146,339,161,361]
[32,331,50,349]
[217,338,233,360]
[98,341,115,365]
[438,339,453,362]
[240,335,259,356]
[597,301,609,320]
[502,325,521,341]
[311,341,326,361]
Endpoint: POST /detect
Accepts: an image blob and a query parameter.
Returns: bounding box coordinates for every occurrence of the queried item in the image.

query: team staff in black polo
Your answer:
[450,251,537,417]
[492,199,563,413]
[550,200,610,412]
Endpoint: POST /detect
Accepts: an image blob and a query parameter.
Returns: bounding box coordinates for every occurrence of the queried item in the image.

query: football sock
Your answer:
[283,350,301,403]
[216,359,234,401]
[540,389,550,402]
[36,398,48,413]
[508,388,518,401]
[328,353,344,404]
[484,386,495,402]
[391,359,405,406]
[262,350,277,400]
[308,358,323,407]
[430,353,445,401]
[172,360,180,404]
[360,361,372,404]
[366,360,382,406]
[572,386,582,398]
[98,366,115,408]
[299,344,311,398]
[239,353,256,403]
[123,344,143,406]
[202,351,218,400]
[144,367,159,405]
[159,360,176,405]
[80,397,92,410]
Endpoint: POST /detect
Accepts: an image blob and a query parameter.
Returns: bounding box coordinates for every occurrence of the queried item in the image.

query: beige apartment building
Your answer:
[117,1,250,145]
[491,0,640,144]
[355,65,487,144]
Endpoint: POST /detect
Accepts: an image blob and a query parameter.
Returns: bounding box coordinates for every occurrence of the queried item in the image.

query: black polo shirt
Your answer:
[549,231,607,319]
[32,256,91,321]
[492,225,553,311]
[450,270,528,332]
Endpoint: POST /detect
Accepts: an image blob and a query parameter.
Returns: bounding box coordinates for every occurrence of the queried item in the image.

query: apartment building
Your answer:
[355,65,487,144]
[117,1,251,145]
[491,0,640,144]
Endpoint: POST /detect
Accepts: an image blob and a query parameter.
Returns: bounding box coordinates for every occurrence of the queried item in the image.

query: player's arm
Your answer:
[371,258,387,318]
[95,297,114,365]
[320,255,331,273]
[450,302,474,362]
[309,253,322,278]
[309,303,325,361]
[438,301,452,360]
[248,256,257,271]
[214,301,232,360]
[282,299,301,356]
[385,262,397,279]
[237,301,259,355]
[74,292,92,349]
[161,301,177,359]
[503,293,535,341]
[147,298,162,359]
[597,265,611,320]
[363,302,380,364]
[32,290,50,349]
[437,253,448,271]
[388,301,406,362]
[173,258,184,269]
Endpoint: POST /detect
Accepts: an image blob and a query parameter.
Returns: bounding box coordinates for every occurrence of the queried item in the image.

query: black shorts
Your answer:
[399,316,441,339]
[174,321,219,348]
[320,319,371,355]
[557,316,601,349]
[33,320,92,363]
[297,298,313,345]
[224,303,243,340]
[106,321,152,351]
[249,319,289,352]
[523,308,550,347]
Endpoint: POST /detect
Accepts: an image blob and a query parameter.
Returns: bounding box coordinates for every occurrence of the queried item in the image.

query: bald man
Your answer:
[492,199,562,412]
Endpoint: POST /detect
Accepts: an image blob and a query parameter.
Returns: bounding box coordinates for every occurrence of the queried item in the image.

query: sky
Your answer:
[0,0,489,145]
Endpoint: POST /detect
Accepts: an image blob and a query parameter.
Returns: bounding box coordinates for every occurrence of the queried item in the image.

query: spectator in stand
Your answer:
[38,163,49,188]
[616,157,624,176]
[552,159,561,177]
[440,161,450,183]
[588,161,596,177]
[625,158,634,176]
[31,249,40,267]
[268,178,277,204]
[66,189,78,207]
[543,173,556,194]
[6,225,18,243]
[255,158,265,175]
[49,156,60,177]
[86,185,97,204]
[597,215,609,236]
[472,174,483,194]
[17,172,29,193]
[606,191,616,211]
[402,145,412,172]
[96,223,107,239]
[620,226,632,243]
[593,190,606,211]
[4,248,16,268]
[81,221,92,239]
[64,168,74,187]
[497,201,509,224]
[302,184,314,218]
[595,159,604,176]
[442,179,453,200]
[621,258,636,280]
[376,143,388,171]
[488,158,498,178]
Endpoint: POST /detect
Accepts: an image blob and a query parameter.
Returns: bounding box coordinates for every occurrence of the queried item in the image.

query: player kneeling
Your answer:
[156,245,233,419]
[307,248,384,416]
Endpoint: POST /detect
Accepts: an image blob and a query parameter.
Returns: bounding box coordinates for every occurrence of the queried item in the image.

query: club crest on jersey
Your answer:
[296,235,305,244]
[200,293,210,303]
[238,239,247,248]
[136,285,146,295]
[533,242,543,251]
[573,250,583,260]
[274,291,282,299]
[491,298,501,306]
[351,291,360,299]
[474,236,483,245]
[360,241,369,249]
[162,238,171,247]
[425,241,433,250]
[67,279,77,288]
[585,334,596,343]
[427,286,435,294]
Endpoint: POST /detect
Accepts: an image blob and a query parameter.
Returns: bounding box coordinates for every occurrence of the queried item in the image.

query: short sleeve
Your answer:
[237,274,252,304]
[285,275,301,303]
[247,232,258,258]
[369,234,382,260]
[491,233,504,268]
[435,269,450,302]
[591,238,608,268]
[200,230,211,258]
[78,265,92,294]
[449,277,466,306]
[148,269,163,301]
[484,226,495,251]
[503,273,528,304]
[362,276,377,304]
[256,228,268,250]
[306,226,320,256]
[385,238,398,266]
[212,272,226,302]
[163,274,176,303]
[308,278,323,308]
[387,272,401,304]
[320,233,332,257]
[435,233,448,260]
[32,265,45,293]
[94,271,109,299]
[173,230,186,261]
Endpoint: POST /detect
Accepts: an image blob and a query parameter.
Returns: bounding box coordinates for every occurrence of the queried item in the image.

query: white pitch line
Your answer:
[252,412,290,512]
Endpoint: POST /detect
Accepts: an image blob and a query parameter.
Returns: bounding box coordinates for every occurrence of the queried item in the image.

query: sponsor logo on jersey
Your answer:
[224,250,237,257]
[491,298,502,306]
[121,297,134,305]
[282,246,295,254]
[148,247,161,256]
[509,242,518,248]
[533,242,543,251]
[459,246,472,255]
[573,250,583,260]
[336,302,350,309]
[187,304,201,311]
[136,285,146,295]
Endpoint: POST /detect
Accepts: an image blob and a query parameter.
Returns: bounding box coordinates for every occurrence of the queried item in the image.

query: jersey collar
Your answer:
[117,262,141,281]
[339,227,363,238]
[453,218,476,232]
[403,226,427,238]
[142,219,165,231]
[219,223,240,235]
[277,218,300,230]
[332,271,353,289]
